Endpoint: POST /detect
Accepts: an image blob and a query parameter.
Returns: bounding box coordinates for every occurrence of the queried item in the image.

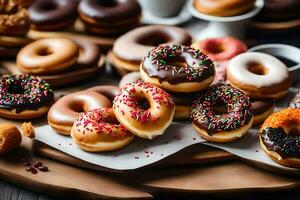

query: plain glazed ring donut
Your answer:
[71,108,134,152]
[78,0,141,36]
[47,91,111,135]
[227,52,291,99]
[72,38,101,69]
[259,108,300,168]
[251,99,274,126]
[193,37,247,62]
[0,74,54,120]
[109,25,192,72]
[86,85,120,102]
[113,81,175,140]
[0,1,31,36]
[191,84,253,143]
[28,0,78,31]
[141,44,215,93]
[17,38,79,75]
[194,0,256,17]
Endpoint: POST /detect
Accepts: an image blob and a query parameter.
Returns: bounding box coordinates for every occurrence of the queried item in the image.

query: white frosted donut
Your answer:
[227,52,291,99]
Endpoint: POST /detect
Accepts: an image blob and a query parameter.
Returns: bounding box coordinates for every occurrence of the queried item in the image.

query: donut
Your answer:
[109,25,192,72]
[113,81,175,140]
[119,72,141,88]
[289,91,300,108]
[193,37,247,62]
[194,0,256,17]
[255,0,300,22]
[251,99,275,126]
[191,84,253,142]
[47,91,111,135]
[72,38,101,69]
[17,38,79,75]
[28,0,78,31]
[259,108,300,168]
[86,85,120,102]
[0,1,31,36]
[0,35,31,47]
[0,74,54,120]
[212,61,228,85]
[0,46,20,58]
[140,44,215,93]
[227,52,291,99]
[71,108,134,152]
[0,124,22,154]
[78,0,141,36]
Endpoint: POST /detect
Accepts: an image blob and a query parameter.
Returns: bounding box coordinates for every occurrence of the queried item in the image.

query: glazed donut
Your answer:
[193,37,247,62]
[194,0,256,17]
[259,108,300,168]
[289,91,300,108]
[113,81,175,140]
[0,1,31,36]
[227,52,291,99]
[251,99,274,126]
[141,45,215,93]
[0,74,54,120]
[72,38,101,69]
[86,85,120,102]
[17,38,79,75]
[255,0,300,22]
[191,84,253,142]
[48,91,112,136]
[119,72,141,88]
[0,124,22,154]
[71,108,134,152]
[29,0,78,31]
[78,0,141,36]
[109,25,192,72]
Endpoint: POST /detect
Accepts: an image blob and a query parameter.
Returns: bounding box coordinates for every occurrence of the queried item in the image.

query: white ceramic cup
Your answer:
[139,0,186,18]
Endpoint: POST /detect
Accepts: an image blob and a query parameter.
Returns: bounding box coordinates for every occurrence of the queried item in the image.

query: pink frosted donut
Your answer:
[213,61,228,85]
[195,37,247,62]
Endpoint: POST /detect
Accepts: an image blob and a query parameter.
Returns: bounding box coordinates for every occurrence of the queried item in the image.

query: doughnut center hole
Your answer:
[136,97,150,110]
[70,102,85,113]
[37,47,53,56]
[213,102,227,115]
[137,34,170,46]
[247,62,269,75]
[8,84,23,94]
[207,43,224,54]
[38,2,57,11]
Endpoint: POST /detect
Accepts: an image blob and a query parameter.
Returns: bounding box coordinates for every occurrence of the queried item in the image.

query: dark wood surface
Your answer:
[0,19,300,200]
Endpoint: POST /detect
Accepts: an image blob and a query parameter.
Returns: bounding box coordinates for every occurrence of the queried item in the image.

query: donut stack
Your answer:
[109,25,192,75]
[78,0,141,36]
[140,44,216,120]
[16,37,103,87]
[0,0,31,58]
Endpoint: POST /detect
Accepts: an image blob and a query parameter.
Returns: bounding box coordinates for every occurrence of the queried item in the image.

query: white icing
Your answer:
[227,52,289,88]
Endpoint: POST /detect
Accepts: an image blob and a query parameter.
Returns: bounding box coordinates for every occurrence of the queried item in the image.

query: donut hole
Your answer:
[136,96,150,110]
[69,102,85,113]
[37,47,53,56]
[213,102,227,115]
[247,62,269,75]
[38,1,57,11]
[206,43,224,54]
[137,34,171,46]
[8,84,24,94]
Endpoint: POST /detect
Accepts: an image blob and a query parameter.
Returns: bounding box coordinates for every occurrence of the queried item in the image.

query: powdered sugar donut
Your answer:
[227,52,291,99]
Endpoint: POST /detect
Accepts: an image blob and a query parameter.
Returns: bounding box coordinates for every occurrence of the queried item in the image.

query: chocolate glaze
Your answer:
[261,127,300,158]
[289,91,300,108]
[251,99,274,115]
[142,45,215,84]
[0,75,54,113]
[29,0,77,27]
[78,0,141,22]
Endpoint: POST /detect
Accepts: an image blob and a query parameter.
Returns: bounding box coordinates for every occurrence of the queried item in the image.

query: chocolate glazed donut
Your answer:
[29,0,78,30]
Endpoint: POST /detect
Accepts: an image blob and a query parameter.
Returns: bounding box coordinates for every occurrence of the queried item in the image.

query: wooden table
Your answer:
[1,20,300,200]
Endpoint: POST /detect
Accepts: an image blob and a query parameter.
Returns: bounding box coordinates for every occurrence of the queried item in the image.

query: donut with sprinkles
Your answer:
[140,44,215,93]
[113,80,175,140]
[0,74,54,119]
[71,108,134,152]
[191,83,253,142]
